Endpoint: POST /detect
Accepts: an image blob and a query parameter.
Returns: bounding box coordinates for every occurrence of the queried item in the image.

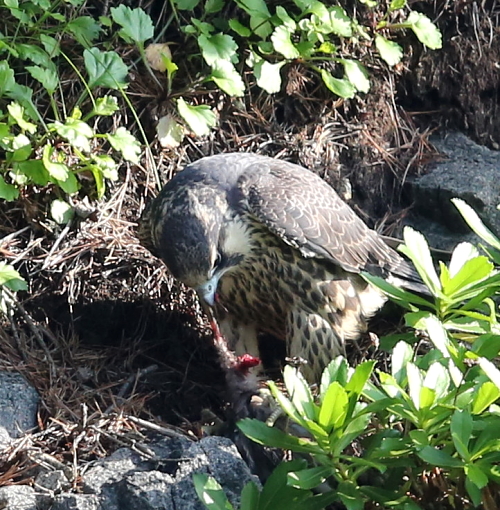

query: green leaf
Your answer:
[287,466,333,490]
[391,341,413,385]
[390,0,407,10]
[442,255,493,298]
[228,19,251,37]
[337,480,364,510]
[42,144,69,181]
[465,476,482,508]
[423,362,450,401]
[26,65,58,94]
[51,199,74,225]
[7,103,37,133]
[318,381,348,430]
[471,334,500,360]
[407,11,442,50]
[345,360,375,395]
[0,262,27,291]
[407,362,423,410]
[106,127,141,164]
[409,429,429,448]
[465,463,489,489]
[67,16,101,47]
[210,60,245,97]
[327,6,353,37]
[276,6,296,30]
[53,172,79,195]
[320,356,348,396]
[199,33,239,65]
[237,418,322,454]
[271,25,300,59]
[452,198,500,251]
[0,62,16,96]
[375,35,403,66]
[341,59,370,93]
[478,357,500,391]
[283,365,316,421]
[84,48,129,90]
[205,0,224,14]
[320,69,355,98]
[177,98,217,137]
[399,227,441,296]
[240,481,260,510]
[157,115,185,149]
[448,242,479,277]
[10,133,32,162]
[450,410,472,460]
[111,5,154,44]
[50,118,93,152]
[92,155,118,180]
[417,446,463,468]
[193,473,234,510]
[40,34,60,57]
[472,381,500,414]
[174,0,201,9]
[94,96,119,116]
[254,60,284,94]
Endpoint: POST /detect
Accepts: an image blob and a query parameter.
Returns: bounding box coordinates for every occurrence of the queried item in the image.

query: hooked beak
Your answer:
[197,274,220,307]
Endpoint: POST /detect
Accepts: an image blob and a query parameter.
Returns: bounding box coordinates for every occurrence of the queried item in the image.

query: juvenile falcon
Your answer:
[139,153,421,381]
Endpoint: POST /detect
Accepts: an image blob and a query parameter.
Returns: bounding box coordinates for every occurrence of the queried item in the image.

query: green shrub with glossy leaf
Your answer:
[197,200,500,510]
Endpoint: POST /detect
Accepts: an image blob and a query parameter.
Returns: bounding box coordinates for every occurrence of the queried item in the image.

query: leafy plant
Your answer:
[197,199,500,509]
[0,261,27,316]
[0,0,141,220]
[172,0,441,98]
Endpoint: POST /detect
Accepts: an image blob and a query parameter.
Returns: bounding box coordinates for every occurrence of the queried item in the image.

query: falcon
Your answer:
[139,153,421,382]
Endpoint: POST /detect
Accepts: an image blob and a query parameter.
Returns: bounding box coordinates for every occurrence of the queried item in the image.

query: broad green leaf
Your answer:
[254,60,284,94]
[174,0,201,9]
[320,69,355,98]
[51,199,74,225]
[409,429,429,448]
[210,60,245,97]
[240,482,259,510]
[448,242,479,277]
[283,365,316,421]
[228,19,251,37]
[341,59,370,93]
[26,65,58,94]
[390,0,406,10]
[53,172,79,195]
[40,34,60,57]
[106,127,141,163]
[92,155,118,180]
[328,6,352,37]
[7,103,37,133]
[0,62,16,96]
[442,256,493,297]
[419,386,435,409]
[177,98,217,137]
[237,418,322,454]
[111,6,154,44]
[0,262,27,291]
[400,227,441,295]
[94,96,119,116]
[451,410,472,460]
[345,360,375,395]
[391,341,413,385]
[375,35,403,66]
[84,48,129,90]
[199,33,239,66]
[259,460,311,509]
[318,381,348,430]
[90,164,105,199]
[337,480,364,510]
[192,473,233,510]
[50,118,93,153]
[10,133,31,162]
[465,476,482,508]
[407,11,442,50]
[472,381,500,414]
[320,356,348,397]
[465,463,489,489]
[276,6,296,29]
[271,25,300,59]
[478,357,500,391]
[205,0,224,14]
[157,115,185,149]
[407,362,423,410]
[423,362,450,401]
[453,198,500,251]
[417,446,463,468]
[287,466,333,490]
[17,44,54,69]
[67,16,101,47]
[471,334,500,360]
[42,145,69,181]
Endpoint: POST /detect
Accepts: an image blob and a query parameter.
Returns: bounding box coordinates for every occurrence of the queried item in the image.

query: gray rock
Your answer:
[117,471,174,510]
[0,372,40,439]
[408,132,500,248]
[0,485,37,510]
[50,493,101,510]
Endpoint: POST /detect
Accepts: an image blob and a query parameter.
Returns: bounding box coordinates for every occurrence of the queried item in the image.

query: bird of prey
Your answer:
[139,153,421,382]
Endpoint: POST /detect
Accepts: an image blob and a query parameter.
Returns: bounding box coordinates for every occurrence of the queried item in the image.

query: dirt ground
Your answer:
[1,0,499,492]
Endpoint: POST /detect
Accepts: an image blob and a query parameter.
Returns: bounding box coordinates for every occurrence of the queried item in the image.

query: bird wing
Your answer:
[237,158,411,277]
